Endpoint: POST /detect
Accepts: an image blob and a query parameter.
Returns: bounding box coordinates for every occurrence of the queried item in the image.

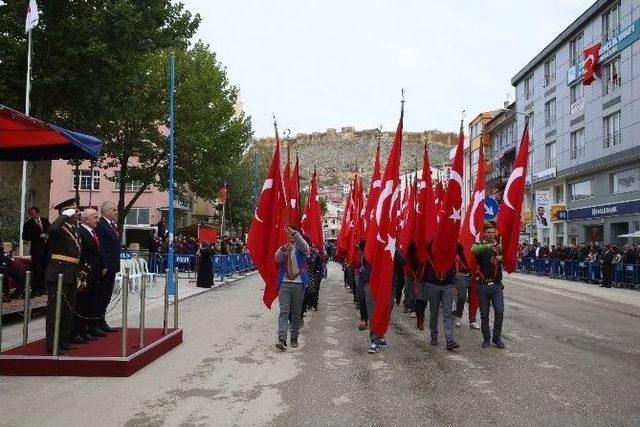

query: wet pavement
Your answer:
[1,263,639,426]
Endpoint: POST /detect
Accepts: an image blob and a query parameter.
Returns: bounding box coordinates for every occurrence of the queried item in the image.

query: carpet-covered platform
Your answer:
[0,328,182,377]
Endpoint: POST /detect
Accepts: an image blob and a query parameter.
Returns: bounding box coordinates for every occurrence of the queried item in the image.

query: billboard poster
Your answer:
[535,190,551,229]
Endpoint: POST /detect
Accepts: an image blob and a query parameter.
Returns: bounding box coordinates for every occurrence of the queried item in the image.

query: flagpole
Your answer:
[168,53,176,295]
[18,29,34,256]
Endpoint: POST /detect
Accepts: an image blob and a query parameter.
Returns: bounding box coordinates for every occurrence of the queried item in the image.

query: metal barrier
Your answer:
[516,257,640,289]
[212,253,255,280]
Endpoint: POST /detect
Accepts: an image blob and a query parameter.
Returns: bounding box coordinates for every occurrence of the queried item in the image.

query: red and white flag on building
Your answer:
[365,104,403,337]
[498,123,530,273]
[247,139,287,308]
[431,123,465,274]
[583,43,601,86]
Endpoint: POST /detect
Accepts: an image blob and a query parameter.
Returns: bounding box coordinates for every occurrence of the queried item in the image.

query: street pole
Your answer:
[168,53,176,295]
[529,145,535,244]
[18,29,33,256]
[253,152,259,208]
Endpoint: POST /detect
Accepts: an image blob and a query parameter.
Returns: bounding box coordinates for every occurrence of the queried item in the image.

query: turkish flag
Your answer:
[460,147,486,272]
[399,178,416,259]
[583,43,601,86]
[199,227,218,244]
[247,139,287,308]
[301,168,324,251]
[414,147,437,264]
[498,123,529,273]
[363,143,382,232]
[283,149,292,222]
[365,106,403,337]
[346,175,364,268]
[217,184,228,204]
[289,157,301,227]
[335,185,353,261]
[431,125,464,274]
[434,180,445,221]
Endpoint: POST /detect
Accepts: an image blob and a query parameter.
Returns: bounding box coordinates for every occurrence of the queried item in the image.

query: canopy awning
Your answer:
[0,104,103,161]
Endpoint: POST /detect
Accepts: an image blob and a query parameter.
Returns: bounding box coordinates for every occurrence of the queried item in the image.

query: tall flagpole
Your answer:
[18,29,33,256]
[168,53,176,295]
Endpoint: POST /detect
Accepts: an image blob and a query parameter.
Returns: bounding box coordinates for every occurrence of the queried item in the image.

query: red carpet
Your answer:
[0,328,182,377]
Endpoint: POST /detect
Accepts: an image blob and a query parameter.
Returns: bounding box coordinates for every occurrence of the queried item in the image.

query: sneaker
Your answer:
[367,343,380,354]
[470,321,481,330]
[410,312,416,318]
[378,338,388,348]
[276,339,288,350]
[454,317,462,328]
[482,340,491,348]
[430,336,438,346]
[493,339,506,349]
[446,340,460,351]
[290,339,299,348]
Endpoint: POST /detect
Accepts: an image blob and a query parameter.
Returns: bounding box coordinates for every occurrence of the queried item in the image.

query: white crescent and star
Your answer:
[504,167,524,210]
[469,189,486,239]
[254,179,274,222]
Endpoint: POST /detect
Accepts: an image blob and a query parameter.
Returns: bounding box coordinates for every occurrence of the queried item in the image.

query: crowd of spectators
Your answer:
[518,241,639,264]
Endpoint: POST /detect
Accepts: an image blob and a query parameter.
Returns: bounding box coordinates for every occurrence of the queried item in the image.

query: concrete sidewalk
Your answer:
[506,272,640,310]
[0,270,257,351]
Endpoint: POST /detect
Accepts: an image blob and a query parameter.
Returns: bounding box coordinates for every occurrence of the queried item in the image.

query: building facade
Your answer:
[512,0,640,246]
[484,103,518,201]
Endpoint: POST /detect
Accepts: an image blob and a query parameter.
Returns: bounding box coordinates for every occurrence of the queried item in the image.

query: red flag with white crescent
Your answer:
[364,143,382,231]
[247,139,287,308]
[498,123,530,273]
[289,156,301,227]
[365,105,403,337]
[431,124,464,274]
[460,147,486,272]
[583,43,601,86]
[414,146,437,264]
[301,168,324,250]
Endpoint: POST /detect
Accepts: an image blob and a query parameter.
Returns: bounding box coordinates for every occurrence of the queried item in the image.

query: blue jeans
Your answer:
[478,280,504,342]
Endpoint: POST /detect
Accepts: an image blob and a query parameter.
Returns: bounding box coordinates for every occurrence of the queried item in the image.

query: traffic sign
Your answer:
[484,196,499,220]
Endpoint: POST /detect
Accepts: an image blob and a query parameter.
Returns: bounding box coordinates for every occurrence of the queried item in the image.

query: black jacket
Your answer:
[78,226,104,284]
[44,215,82,284]
[96,217,121,274]
[22,217,51,256]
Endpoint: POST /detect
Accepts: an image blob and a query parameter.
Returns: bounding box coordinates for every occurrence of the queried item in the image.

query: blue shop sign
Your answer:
[567,199,640,220]
[567,19,640,85]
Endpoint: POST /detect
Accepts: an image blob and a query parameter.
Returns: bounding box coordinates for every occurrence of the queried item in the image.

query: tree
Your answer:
[0,180,21,245]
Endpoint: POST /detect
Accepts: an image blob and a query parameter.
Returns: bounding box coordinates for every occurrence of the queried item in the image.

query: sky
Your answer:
[182,0,594,137]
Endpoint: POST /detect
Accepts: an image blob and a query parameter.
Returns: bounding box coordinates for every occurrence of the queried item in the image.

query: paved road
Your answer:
[1,263,639,426]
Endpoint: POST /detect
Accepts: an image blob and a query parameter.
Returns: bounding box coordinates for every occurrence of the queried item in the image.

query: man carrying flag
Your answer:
[364,94,404,354]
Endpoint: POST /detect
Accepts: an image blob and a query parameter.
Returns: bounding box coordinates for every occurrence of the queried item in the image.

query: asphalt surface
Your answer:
[1,263,639,426]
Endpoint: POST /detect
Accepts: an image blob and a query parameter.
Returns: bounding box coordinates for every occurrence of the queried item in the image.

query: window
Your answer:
[508,123,515,143]
[603,111,621,148]
[114,171,144,192]
[570,128,584,160]
[544,99,556,127]
[570,179,592,201]
[569,32,583,67]
[544,56,556,86]
[612,168,640,194]
[471,148,480,165]
[602,2,621,42]
[553,185,564,203]
[602,56,621,95]
[524,74,534,100]
[545,141,556,169]
[569,82,584,114]
[124,208,150,225]
[72,170,100,191]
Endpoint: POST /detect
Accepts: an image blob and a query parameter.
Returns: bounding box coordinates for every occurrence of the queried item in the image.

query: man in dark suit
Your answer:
[95,201,121,333]
[22,207,51,296]
[72,209,105,344]
[45,206,82,354]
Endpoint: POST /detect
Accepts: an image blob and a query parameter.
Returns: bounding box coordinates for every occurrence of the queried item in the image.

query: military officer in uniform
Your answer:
[45,205,82,354]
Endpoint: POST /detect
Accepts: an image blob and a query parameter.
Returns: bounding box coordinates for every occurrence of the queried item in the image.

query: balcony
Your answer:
[603,131,622,148]
[570,145,585,161]
[602,77,621,95]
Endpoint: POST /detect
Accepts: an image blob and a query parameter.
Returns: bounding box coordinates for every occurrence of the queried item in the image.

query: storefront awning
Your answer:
[0,104,103,161]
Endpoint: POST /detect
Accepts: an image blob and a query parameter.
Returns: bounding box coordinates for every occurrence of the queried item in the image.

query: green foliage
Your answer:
[0,2,252,228]
[0,180,21,244]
